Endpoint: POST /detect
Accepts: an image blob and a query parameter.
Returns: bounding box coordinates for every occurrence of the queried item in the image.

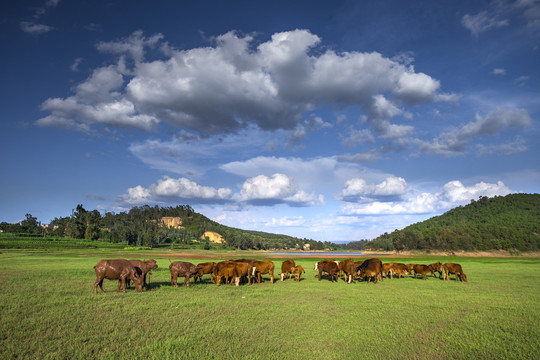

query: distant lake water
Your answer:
[269,252,365,256]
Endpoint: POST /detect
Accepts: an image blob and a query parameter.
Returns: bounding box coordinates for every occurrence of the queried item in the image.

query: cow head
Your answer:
[461,273,468,282]
[145,259,158,270]
[131,267,144,292]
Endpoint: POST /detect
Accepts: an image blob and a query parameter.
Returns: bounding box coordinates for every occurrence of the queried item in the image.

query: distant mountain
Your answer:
[365,193,540,252]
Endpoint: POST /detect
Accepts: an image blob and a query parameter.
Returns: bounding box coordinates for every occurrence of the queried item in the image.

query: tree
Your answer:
[20,213,41,234]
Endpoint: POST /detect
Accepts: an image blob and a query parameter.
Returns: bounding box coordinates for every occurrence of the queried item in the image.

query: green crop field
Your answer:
[1,248,539,359]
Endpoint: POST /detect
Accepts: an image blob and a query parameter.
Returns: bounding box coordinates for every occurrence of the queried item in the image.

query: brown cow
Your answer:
[382,263,409,279]
[194,262,216,283]
[443,263,467,282]
[232,262,252,287]
[252,261,275,284]
[169,261,200,288]
[293,265,305,282]
[412,264,435,280]
[125,259,158,290]
[429,262,444,278]
[356,258,383,283]
[339,258,355,284]
[214,261,235,285]
[94,259,143,294]
[280,259,296,281]
[406,263,415,274]
[314,260,339,282]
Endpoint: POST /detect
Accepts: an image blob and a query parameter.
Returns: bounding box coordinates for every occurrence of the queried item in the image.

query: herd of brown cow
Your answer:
[93,257,466,293]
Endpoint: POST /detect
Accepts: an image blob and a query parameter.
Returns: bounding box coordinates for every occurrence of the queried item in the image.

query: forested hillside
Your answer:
[366,193,540,252]
[0,204,335,250]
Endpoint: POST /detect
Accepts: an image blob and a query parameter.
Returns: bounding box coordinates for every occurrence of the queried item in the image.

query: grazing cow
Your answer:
[293,265,305,282]
[339,258,355,284]
[412,264,435,280]
[406,264,415,274]
[232,262,252,287]
[169,261,200,288]
[356,258,383,283]
[429,262,444,278]
[252,261,275,284]
[443,263,467,282]
[382,262,409,279]
[382,262,396,278]
[94,259,143,294]
[280,259,296,281]
[194,262,216,283]
[125,259,158,290]
[214,261,235,285]
[314,260,339,282]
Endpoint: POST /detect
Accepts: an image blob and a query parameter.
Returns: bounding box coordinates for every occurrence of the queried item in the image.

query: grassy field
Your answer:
[1,248,539,359]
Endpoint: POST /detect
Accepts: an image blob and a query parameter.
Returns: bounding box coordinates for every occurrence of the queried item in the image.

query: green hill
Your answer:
[1,204,335,251]
[366,193,540,252]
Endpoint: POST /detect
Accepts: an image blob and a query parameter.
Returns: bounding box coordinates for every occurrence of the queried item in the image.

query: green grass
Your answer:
[1,249,539,359]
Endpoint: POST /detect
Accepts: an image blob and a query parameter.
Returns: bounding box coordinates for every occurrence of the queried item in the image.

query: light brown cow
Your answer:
[280,259,296,281]
[382,262,409,279]
[443,263,467,282]
[293,265,305,282]
[252,261,275,284]
[214,261,235,285]
[194,262,216,283]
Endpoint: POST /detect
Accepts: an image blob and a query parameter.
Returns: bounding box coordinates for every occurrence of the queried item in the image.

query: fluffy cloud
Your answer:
[37,29,452,137]
[117,176,232,206]
[238,173,323,206]
[341,180,514,215]
[338,177,407,202]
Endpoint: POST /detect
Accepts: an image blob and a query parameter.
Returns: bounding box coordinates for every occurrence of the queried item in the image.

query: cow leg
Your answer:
[184,275,190,287]
[94,277,104,294]
[171,274,178,287]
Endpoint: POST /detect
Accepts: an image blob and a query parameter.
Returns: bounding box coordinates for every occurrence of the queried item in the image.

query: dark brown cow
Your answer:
[314,260,339,282]
[443,263,467,282]
[339,258,355,284]
[125,259,158,290]
[412,264,435,280]
[94,259,143,294]
[169,261,200,288]
[280,259,296,281]
[252,261,275,284]
[194,262,216,283]
[429,262,444,278]
[293,265,305,282]
[356,258,383,283]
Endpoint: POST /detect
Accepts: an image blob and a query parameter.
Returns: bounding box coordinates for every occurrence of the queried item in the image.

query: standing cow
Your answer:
[339,258,355,284]
[411,264,435,280]
[443,263,467,282]
[252,261,275,284]
[194,262,216,283]
[169,261,200,288]
[356,258,383,283]
[429,262,444,278]
[314,260,339,282]
[280,259,296,281]
[94,259,144,294]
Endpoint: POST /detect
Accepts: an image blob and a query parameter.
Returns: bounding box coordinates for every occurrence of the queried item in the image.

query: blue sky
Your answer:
[1,0,539,241]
